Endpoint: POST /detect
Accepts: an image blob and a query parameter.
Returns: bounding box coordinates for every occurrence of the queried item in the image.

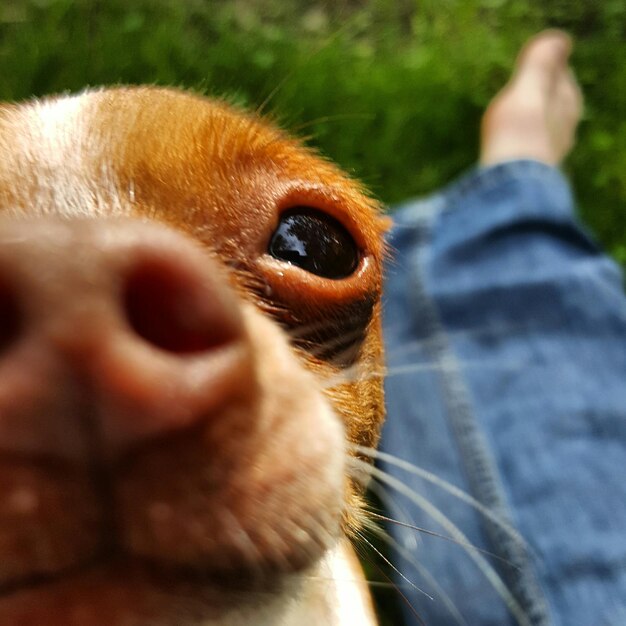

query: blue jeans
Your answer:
[381,160,626,626]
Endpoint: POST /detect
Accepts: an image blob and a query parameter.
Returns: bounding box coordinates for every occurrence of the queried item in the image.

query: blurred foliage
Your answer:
[0,0,624,261]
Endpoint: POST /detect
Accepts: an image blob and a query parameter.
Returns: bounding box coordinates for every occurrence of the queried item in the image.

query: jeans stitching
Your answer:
[405,200,554,626]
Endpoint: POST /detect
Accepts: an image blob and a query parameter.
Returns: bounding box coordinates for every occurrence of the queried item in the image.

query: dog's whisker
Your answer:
[360,515,468,626]
[352,444,527,550]
[287,320,370,368]
[352,540,427,626]
[350,458,532,626]
[307,326,364,359]
[364,475,518,623]
[364,475,517,569]
[366,474,423,556]
[385,358,524,377]
[353,528,433,601]
[364,478,520,573]
[325,342,364,369]
[330,355,504,389]
[299,574,399,589]
[383,320,536,359]
[285,318,337,341]
[321,357,386,390]
[367,510,518,569]
[289,113,375,134]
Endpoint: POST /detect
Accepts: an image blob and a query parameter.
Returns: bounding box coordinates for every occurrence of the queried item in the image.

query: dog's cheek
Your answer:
[295,306,385,537]
[116,305,347,574]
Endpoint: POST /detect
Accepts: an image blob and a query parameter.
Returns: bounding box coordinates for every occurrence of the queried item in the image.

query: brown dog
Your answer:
[0,87,388,625]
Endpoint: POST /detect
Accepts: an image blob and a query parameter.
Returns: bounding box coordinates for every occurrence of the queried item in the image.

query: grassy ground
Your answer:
[0,0,624,262]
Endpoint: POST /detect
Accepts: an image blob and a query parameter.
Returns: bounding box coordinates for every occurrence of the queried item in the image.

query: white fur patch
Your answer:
[9,91,126,217]
[323,543,377,625]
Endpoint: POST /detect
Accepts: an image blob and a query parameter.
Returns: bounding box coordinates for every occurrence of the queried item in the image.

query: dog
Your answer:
[0,87,389,625]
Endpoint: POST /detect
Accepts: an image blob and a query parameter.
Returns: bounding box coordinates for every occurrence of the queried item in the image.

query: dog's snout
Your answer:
[0,217,251,459]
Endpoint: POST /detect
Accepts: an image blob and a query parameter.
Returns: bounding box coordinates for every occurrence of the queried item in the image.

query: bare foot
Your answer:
[480,30,583,166]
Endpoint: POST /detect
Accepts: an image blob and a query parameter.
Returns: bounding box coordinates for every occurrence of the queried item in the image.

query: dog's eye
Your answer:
[268,208,359,279]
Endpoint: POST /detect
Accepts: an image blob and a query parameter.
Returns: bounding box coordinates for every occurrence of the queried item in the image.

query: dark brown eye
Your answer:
[268,207,359,279]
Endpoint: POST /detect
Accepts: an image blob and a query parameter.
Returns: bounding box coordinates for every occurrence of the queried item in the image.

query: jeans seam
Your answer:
[441,161,570,213]
[406,203,554,626]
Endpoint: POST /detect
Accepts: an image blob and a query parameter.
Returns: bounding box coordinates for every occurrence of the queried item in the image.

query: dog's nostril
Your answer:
[0,280,22,353]
[123,262,230,354]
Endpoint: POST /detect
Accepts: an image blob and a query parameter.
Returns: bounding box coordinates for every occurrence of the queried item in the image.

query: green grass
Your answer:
[0,0,625,261]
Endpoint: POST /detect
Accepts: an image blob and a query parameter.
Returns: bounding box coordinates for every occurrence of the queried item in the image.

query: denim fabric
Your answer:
[380,160,626,626]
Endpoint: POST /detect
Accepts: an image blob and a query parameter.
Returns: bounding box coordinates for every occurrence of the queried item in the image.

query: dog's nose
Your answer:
[0,217,251,461]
